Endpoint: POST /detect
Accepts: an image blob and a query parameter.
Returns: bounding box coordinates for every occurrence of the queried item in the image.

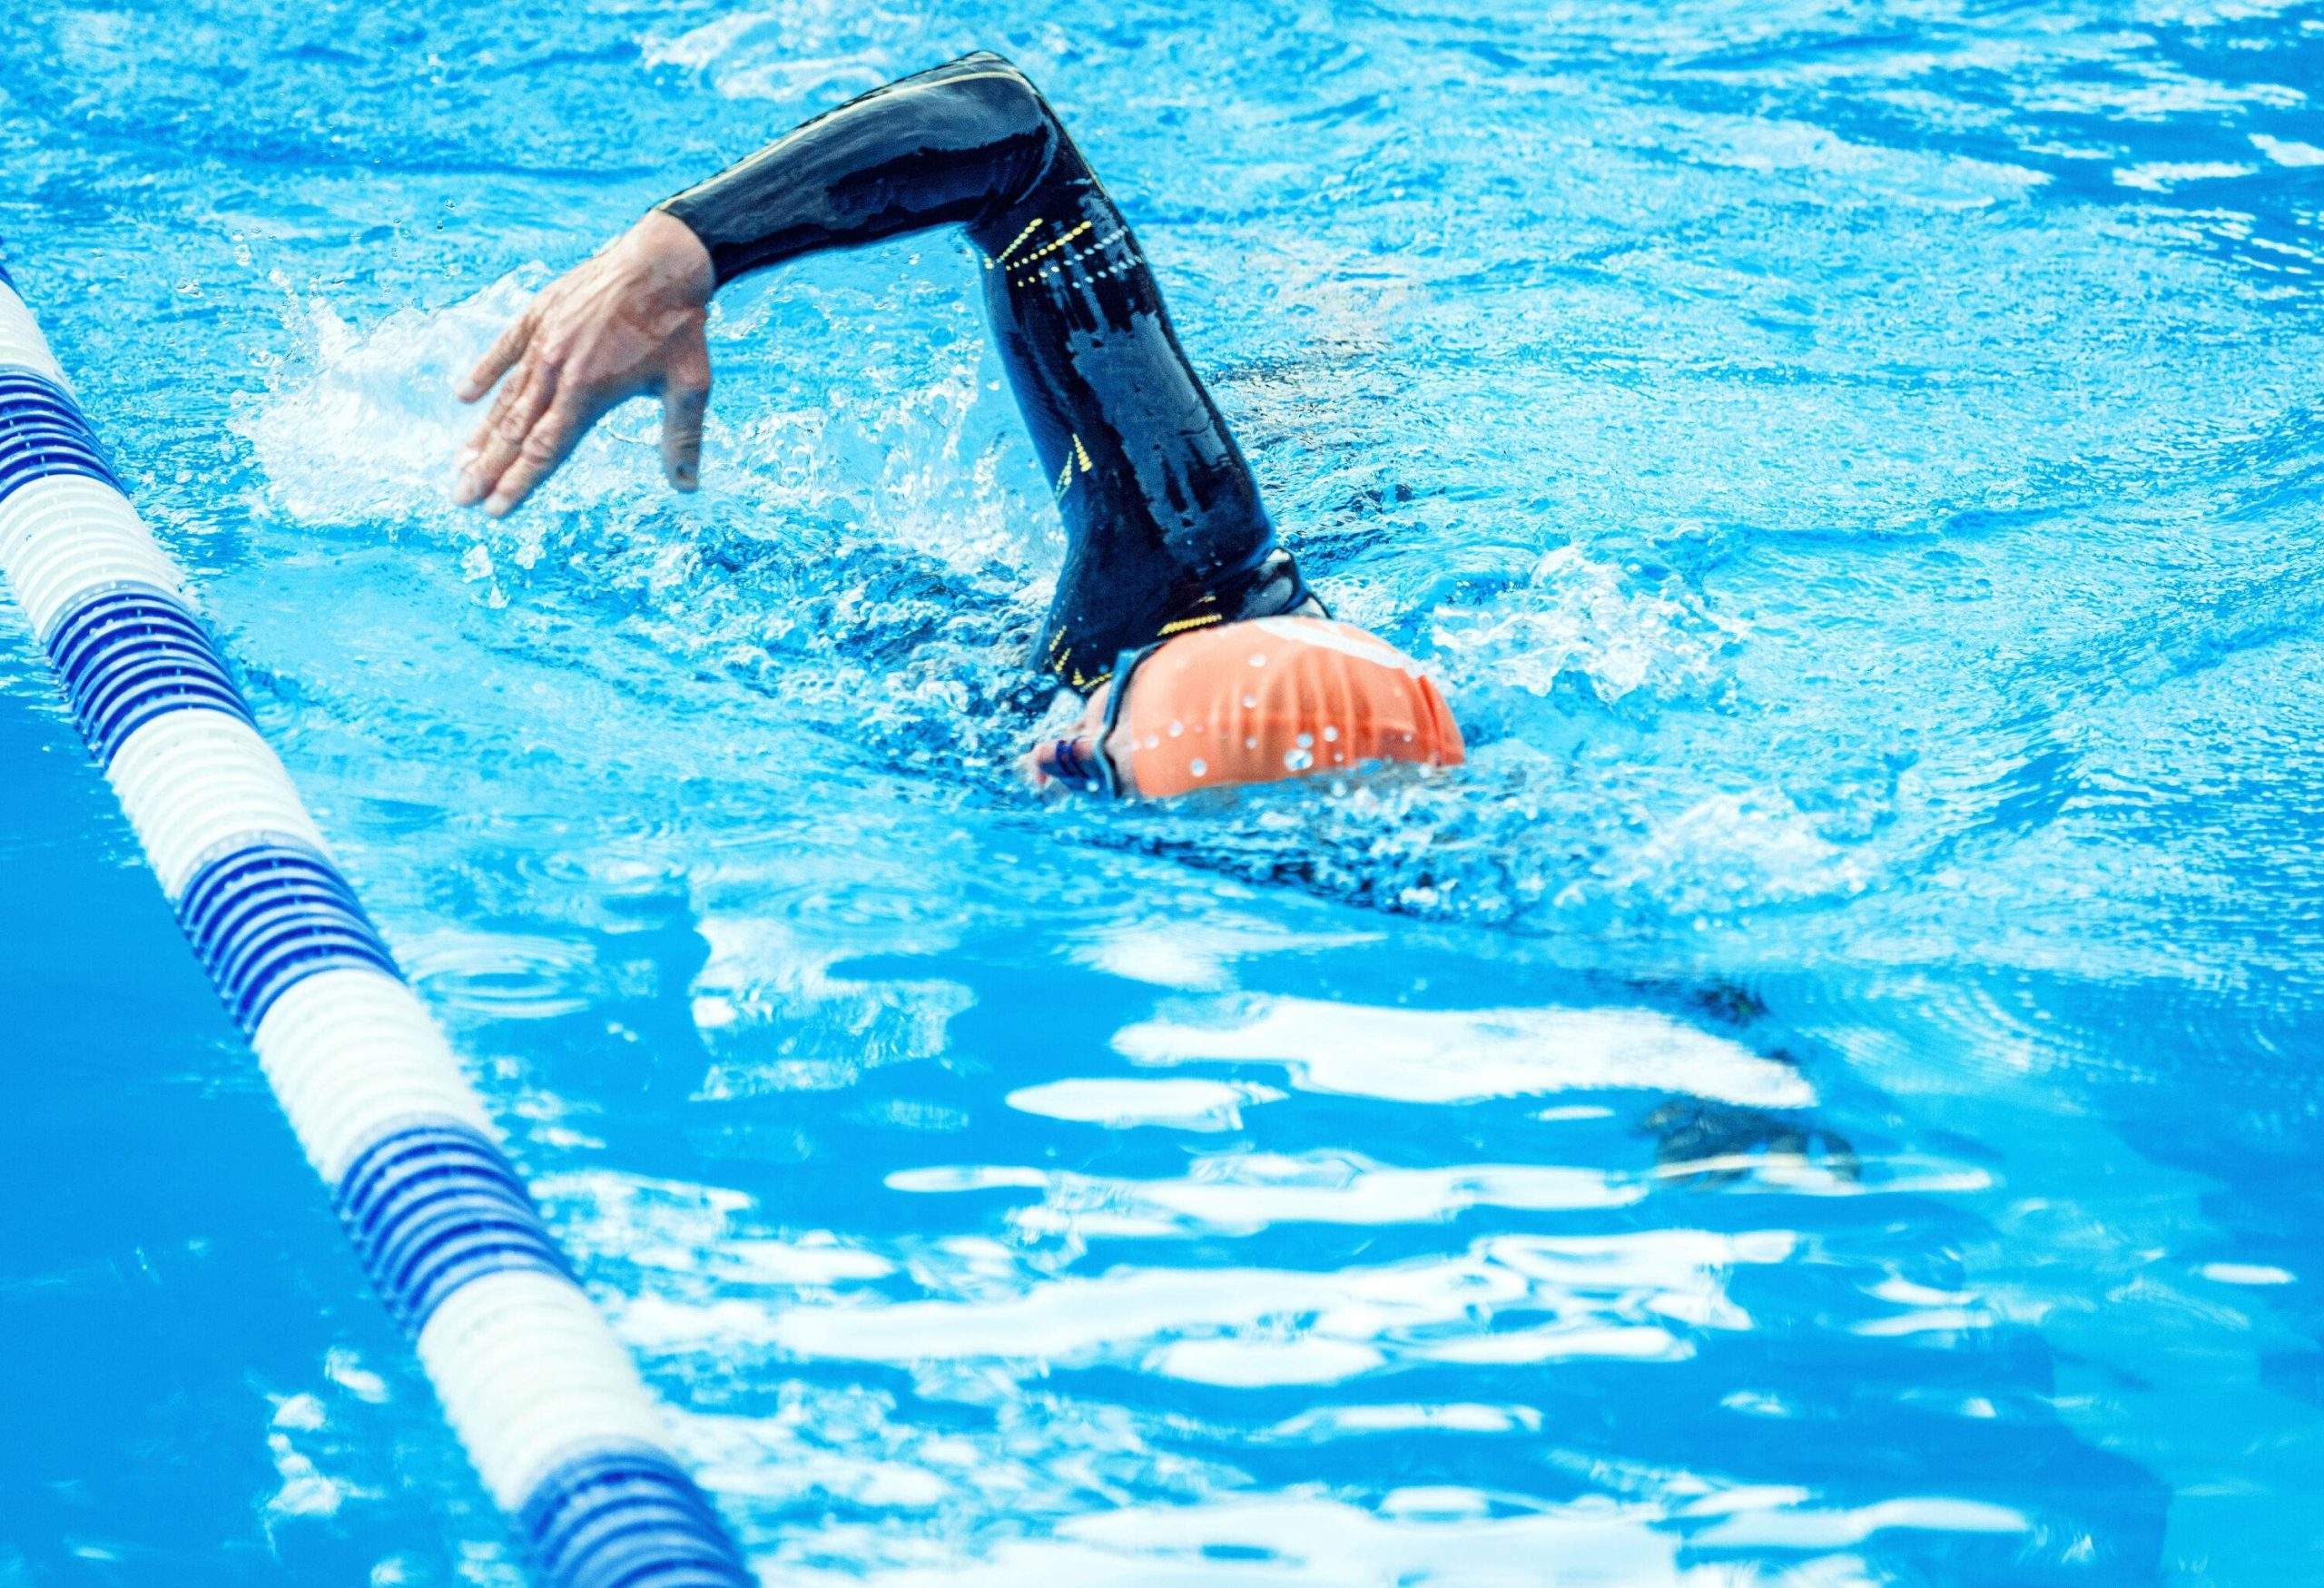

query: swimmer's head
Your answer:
[1027,616,1463,799]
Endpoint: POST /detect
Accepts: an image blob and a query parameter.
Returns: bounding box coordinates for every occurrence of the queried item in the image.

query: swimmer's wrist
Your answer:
[632,209,716,307]
[652,188,750,291]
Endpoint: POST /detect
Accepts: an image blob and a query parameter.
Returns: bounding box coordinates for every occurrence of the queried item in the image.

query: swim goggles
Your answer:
[1045,642,1162,800]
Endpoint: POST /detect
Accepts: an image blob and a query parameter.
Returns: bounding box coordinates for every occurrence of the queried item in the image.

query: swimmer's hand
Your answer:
[452,210,714,517]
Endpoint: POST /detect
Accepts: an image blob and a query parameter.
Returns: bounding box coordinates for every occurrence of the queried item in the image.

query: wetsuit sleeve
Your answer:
[658,53,1308,691]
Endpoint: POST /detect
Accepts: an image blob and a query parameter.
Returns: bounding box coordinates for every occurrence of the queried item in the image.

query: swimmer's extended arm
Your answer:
[457,54,1297,686]
[655,54,1061,285]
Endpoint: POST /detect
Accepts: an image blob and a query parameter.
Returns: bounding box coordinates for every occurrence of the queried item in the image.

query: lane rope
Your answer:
[0,265,754,1588]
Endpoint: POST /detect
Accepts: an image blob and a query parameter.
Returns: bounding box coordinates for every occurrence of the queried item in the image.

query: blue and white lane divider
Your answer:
[0,272,754,1588]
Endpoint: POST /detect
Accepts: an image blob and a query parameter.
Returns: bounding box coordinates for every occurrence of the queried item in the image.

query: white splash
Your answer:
[1608,790,1873,914]
[1430,545,1741,709]
[237,270,565,529]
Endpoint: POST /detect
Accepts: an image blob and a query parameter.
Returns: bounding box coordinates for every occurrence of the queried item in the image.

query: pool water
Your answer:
[5,1,2323,1582]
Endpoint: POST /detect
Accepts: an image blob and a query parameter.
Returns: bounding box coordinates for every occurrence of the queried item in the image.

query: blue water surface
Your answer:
[4,1,2322,1583]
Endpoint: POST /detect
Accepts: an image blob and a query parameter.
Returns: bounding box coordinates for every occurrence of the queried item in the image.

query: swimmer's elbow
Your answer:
[953,50,1046,109]
[948,51,1069,171]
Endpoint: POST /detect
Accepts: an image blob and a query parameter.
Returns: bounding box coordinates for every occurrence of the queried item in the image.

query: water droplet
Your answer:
[1248,652,1268,667]
[1321,725,1339,743]
[1167,720,1185,737]
[1188,759,1208,778]
[1241,694,1259,710]
[1295,732,1315,748]
[1283,747,1315,773]
[1246,735,1260,750]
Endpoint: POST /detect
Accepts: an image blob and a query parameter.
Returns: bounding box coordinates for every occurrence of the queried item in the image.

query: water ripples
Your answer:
[6,0,2324,1581]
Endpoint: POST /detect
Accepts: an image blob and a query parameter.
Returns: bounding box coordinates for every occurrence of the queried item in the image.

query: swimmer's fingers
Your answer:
[457,302,538,404]
[483,399,589,518]
[659,352,712,492]
[455,357,558,508]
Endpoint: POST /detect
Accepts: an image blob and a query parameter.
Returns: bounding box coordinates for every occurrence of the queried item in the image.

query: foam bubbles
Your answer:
[236,269,556,531]
[1429,545,1741,712]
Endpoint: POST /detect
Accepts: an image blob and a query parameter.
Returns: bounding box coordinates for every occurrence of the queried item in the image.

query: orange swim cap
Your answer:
[1110,617,1464,798]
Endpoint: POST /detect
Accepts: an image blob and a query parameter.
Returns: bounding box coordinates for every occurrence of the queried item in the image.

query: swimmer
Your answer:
[453,53,1462,799]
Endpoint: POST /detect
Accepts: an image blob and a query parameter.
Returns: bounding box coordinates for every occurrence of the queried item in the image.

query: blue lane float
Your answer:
[0,268,754,1588]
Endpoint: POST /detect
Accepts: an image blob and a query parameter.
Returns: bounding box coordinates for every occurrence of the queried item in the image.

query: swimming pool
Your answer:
[4,0,2321,1581]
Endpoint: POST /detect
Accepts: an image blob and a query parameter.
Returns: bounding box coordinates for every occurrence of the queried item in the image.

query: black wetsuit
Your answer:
[659,53,1312,693]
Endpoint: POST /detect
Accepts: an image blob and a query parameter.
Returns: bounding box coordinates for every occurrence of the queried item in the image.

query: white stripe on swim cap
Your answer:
[1249,616,1428,676]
